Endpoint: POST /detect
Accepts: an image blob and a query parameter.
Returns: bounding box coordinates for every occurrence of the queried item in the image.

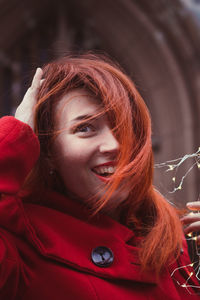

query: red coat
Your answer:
[0,116,199,300]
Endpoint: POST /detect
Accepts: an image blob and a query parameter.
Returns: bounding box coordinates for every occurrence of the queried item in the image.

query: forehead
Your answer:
[55,89,101,127]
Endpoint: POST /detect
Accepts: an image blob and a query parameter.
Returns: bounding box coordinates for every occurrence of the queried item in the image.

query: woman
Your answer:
[0,54,199,299]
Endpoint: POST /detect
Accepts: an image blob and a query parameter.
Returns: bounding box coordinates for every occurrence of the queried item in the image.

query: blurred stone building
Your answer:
[0,0,199,206]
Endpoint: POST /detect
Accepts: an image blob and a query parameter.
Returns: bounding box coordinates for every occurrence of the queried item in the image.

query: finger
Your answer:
[184,221,200,235]
[31,68,43,89]
[186,201,200,211]
[40,79,45,86]
[17,75,42,111]
[181,213,200,225]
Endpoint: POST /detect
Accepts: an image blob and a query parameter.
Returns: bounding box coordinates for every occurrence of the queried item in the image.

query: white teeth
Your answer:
[93,166,116,175]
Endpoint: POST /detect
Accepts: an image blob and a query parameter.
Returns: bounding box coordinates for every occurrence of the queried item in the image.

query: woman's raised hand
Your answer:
[15,68,43,129]
[181,201,200,244]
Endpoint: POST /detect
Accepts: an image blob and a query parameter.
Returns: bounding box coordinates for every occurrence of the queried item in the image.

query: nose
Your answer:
[99,127,119,155]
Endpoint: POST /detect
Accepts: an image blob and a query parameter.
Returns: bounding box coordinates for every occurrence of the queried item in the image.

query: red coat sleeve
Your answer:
[0,229,20,299]
[0,116,40,194]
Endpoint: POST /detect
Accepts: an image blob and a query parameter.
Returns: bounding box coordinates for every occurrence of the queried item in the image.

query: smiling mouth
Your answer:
[92,165,116,179]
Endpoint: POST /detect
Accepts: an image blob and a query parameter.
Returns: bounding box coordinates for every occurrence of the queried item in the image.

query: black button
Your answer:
[91,246,114,267]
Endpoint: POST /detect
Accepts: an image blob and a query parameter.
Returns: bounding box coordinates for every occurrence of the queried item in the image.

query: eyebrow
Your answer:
[70,114,100,124]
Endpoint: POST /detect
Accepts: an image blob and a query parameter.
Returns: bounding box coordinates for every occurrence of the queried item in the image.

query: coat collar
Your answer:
[0,191,158,284]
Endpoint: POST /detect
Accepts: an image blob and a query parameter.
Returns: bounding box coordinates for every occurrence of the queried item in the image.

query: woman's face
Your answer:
[53,89,128,210]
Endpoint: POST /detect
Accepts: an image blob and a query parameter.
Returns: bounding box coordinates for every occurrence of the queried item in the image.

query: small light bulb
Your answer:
[168,165,174,170]
[187,232,192,237]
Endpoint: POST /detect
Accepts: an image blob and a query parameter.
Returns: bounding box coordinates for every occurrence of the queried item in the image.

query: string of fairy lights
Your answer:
[154,147,200,193]
[155,147,200,295]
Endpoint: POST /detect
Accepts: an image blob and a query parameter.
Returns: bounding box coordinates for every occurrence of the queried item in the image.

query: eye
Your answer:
[74,123,96,135]
[78,125,93,132]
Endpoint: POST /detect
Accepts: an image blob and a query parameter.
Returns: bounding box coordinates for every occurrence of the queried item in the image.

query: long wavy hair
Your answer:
[24,53,183,275]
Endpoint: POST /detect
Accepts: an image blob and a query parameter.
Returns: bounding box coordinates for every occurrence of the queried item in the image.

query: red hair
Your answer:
[24,53,183,274]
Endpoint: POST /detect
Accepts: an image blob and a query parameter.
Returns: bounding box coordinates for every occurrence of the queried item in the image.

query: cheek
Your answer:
[54,137,93,167]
